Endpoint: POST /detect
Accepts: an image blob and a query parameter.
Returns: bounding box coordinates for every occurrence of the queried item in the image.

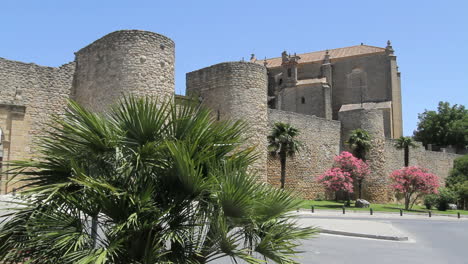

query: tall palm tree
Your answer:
[346,129,372,161]
[394,136,418,167]
[0,97,315,264]
[346,129,372,199]
[268,122,302,189]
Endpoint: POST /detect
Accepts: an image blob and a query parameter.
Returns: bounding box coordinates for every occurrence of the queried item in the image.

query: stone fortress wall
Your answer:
[74,30,175,112]
[0,58,75,192]
[186,62,268,181]
[0,30,174,193]
[266,109,341,199]
[0,29,462,201]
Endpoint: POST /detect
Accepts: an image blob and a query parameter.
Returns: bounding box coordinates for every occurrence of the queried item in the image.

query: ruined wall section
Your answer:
[186,62,268,181]
[73,30,175,112]
[267,109,341,199]
[0,58,75,193]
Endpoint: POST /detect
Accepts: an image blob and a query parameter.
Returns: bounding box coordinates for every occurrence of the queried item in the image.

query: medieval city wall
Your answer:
[186,62,269,181]
[73,30,175,112]
[383,139,459,186]
[267,109,341,199]
[0,58,75,193]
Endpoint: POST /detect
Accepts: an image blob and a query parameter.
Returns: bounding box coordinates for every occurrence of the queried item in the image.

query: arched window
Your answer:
[279,78,283,85]
[301,97,305,104]
[346,68,368,104]
[287,68,292,77]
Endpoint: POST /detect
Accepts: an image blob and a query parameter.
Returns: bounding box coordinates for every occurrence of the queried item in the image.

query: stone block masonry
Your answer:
[0,58,75,193]
[73,30,175,112]
[0,29,461,201]
[267,109,341,199]
[186,62,269,181]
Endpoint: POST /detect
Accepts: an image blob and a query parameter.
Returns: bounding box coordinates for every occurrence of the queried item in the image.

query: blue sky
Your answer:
[1,0,467,136]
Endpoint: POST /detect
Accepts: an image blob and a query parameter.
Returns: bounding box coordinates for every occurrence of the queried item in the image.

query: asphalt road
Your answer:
[218,217,468,264]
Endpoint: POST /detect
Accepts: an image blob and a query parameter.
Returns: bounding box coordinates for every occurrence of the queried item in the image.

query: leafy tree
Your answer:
[446,154,468,187]
[394,136,418,167]
[446,155,468,209]
[346,129,372,161]
[333,151,370,199]
[451,181,468,210]
[389,166,440,210]
[413,101,468,151]
[268,122,302,189]
[0,97,315,264]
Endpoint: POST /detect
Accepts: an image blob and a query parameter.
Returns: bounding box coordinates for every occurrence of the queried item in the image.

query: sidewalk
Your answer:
[296,208,468,220]
[295,210,468,241]
[299,217,408,241]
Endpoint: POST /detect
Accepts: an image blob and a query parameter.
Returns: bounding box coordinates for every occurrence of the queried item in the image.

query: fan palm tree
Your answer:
[346,129,372,199]
[394,136,418,167]
[346,129,372,161]
[0,97,315,264]
[268,122,302,189]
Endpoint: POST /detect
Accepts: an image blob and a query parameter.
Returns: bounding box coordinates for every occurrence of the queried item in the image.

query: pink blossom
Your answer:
[389,166,439,195]
[333,151,371,180]
[317,168,354,193]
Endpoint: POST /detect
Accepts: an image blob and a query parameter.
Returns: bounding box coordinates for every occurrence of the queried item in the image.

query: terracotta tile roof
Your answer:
[256,45,386,68]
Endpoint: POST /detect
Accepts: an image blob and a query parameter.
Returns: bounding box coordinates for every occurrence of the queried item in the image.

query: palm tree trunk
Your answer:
[91,215,98,248]
[280,155,286,189]
[404,146,409,167]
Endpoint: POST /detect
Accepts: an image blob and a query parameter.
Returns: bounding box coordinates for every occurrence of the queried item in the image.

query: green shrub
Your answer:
[314,193,325,201]
[436,188,459,211]
[424,194,439,209]
[451,181,468,210]
[446,155,468,187]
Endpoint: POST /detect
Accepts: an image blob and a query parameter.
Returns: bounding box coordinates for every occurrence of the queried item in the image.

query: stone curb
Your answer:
[297,208,468,218]
[319,228,409,241]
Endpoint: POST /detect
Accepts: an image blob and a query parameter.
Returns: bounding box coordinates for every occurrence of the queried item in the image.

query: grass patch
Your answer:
[299,200,468,215]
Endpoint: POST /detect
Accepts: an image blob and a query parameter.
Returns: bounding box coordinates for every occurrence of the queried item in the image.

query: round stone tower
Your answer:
[186,62,269,181]
[73,30,175,112]
[338,108,389,202]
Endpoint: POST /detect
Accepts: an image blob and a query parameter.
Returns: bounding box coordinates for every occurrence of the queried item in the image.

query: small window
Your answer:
[301,97,305,104]
[279,79,283,85]
[217,110,220,121]
[287,68,292,77]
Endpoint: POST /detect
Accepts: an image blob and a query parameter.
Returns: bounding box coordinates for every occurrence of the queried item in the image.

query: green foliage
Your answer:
[394,136,418,150]
[446,155,468,187]
[394,136,418,167]
[436,188,459,211]
[424,194,439,210]
[268,122,301,158]
[413,101,468,150]
[0,97,315,264]
[453,181,468,199]
[346,129,372,160]
[268,122,302,189]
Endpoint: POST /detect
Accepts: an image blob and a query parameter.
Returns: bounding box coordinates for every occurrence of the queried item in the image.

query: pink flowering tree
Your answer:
[389,166,440,210]
[334,151,371,199]
[317,168,354,200]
